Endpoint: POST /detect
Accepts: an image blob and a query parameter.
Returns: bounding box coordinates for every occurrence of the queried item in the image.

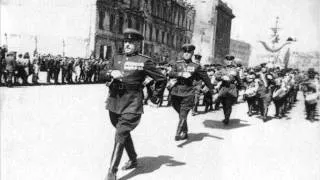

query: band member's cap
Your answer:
[225,55,235,60]
[194,54,202,59]
[182,44,196,52]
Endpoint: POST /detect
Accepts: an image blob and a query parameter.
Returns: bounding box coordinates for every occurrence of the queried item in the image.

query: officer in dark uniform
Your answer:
[217,55,241,125]
[169,44,214,141]
[103,28,166,180]
[192,54,203,115]
[5,52,17,87]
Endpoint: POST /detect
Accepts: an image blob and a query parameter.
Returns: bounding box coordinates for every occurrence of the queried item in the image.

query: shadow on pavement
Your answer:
[119,155,186,180]
[203,119,250,130]
[177,133,224,148]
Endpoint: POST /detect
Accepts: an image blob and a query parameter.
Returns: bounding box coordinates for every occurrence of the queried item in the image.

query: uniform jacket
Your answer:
[168,59,213,97]
[105,53,166,114]
[5,57,16,72]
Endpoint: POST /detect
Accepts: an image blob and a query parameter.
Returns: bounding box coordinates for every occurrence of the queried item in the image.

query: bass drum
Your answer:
[305,92,318,104]
[272,88,287,100]
[244,88,256,98]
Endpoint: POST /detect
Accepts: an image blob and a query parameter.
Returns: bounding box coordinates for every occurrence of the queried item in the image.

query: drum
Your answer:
[273,88,287,100]
[305,93,318,104]
[244,88,256,97]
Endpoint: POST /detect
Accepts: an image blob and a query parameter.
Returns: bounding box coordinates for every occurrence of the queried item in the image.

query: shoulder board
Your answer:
[138,54,151,59]
[176,60,184,63]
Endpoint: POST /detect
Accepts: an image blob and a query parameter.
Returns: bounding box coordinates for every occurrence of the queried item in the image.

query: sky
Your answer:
[223,0,320,64]
[1,0,319,61]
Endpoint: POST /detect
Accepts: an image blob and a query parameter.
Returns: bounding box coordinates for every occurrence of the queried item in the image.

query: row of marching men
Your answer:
[146,56,319,123]
[0,50,109,87]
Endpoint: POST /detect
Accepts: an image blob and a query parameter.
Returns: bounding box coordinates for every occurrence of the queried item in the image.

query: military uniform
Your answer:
[104,29,166,180]
[216,65,240,125]
[5,52,17,87]
[256,71,275,121]
[301,69,319,121]
[169,44,213,141]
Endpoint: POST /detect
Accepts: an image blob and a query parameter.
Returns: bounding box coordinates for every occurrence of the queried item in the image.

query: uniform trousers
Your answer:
[109,112,140,160]
[171,95,194,135]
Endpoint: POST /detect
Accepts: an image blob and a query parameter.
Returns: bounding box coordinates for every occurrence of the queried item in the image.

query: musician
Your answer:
[301,68,319,121]
[255,65,275,122]
[243,73,258,116]
[272,72,287,118]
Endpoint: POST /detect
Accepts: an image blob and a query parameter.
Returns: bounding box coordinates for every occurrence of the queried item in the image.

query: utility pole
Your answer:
[62,39,65,57]
[141,1,148,55]
[34,36,38,56]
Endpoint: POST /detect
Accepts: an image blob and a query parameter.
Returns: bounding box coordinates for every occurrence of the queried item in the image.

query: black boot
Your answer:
[175,118,186,141]
[106,142,124,180]
[122,136,138,170]
[222,118,229,125]
[262,108,268,122]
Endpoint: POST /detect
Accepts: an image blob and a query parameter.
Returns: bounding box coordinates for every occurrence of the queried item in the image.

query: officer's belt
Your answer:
[177,79,191,85]
[111,82,142,90]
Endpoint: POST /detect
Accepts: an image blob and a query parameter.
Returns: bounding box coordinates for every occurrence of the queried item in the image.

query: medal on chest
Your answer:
[123,61,144,71]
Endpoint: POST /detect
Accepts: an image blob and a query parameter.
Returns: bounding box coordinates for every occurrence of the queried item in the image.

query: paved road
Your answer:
[1,84,319,180]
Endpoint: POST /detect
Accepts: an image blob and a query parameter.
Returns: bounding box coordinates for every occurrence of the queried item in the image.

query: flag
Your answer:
[283,48,290,69]
[258,41,291,53]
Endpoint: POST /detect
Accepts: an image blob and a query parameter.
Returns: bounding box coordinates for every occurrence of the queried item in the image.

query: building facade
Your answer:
[95,0,195,63]
[214,0,235,65]
[1,0,194,60]
[186,0,234,65]
[229,39,251,67]
[289,51,320,72]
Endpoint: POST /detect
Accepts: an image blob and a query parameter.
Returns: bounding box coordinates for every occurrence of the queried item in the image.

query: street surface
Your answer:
[1,84,320,180]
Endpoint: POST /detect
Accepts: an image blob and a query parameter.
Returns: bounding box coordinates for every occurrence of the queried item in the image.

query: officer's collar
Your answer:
[125,51,139,57]
[183,59,192,63]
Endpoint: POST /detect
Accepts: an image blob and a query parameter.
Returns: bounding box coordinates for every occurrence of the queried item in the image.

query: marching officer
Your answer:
[216,55,242,125]
[103,28,166,180]
[192,54,203,115]
[168,44,214,141]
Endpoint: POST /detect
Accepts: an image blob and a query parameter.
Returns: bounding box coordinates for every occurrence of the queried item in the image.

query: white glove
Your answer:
[181,72,191,78]
[110,70,123,79]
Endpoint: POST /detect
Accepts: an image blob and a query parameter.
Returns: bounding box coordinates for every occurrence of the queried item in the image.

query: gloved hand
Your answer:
[150,96,160,105]
[110,70,123,80]
[179,72,191,78]
[210,89,218,94]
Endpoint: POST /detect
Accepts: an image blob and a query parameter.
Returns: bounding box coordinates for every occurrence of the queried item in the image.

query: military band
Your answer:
[0,29,319,180]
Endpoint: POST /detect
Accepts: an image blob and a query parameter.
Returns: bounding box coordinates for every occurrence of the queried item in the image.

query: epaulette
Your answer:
[138,54,151,59]
[176,60,184,63]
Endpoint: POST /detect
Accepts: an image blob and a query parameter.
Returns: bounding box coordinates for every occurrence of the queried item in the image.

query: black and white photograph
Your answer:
[0,0,319,179]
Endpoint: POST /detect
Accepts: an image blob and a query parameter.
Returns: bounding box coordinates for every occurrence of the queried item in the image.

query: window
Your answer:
[119,15,124,33]
[162,31,165,43]
[110,14,115,32]
[149,24,153,41]
[155,29,159,42]
[106,46,112,60]
[135,20,140,31]
[98,11,105,30]
[99,45,104,58]
[128,16,132,28]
